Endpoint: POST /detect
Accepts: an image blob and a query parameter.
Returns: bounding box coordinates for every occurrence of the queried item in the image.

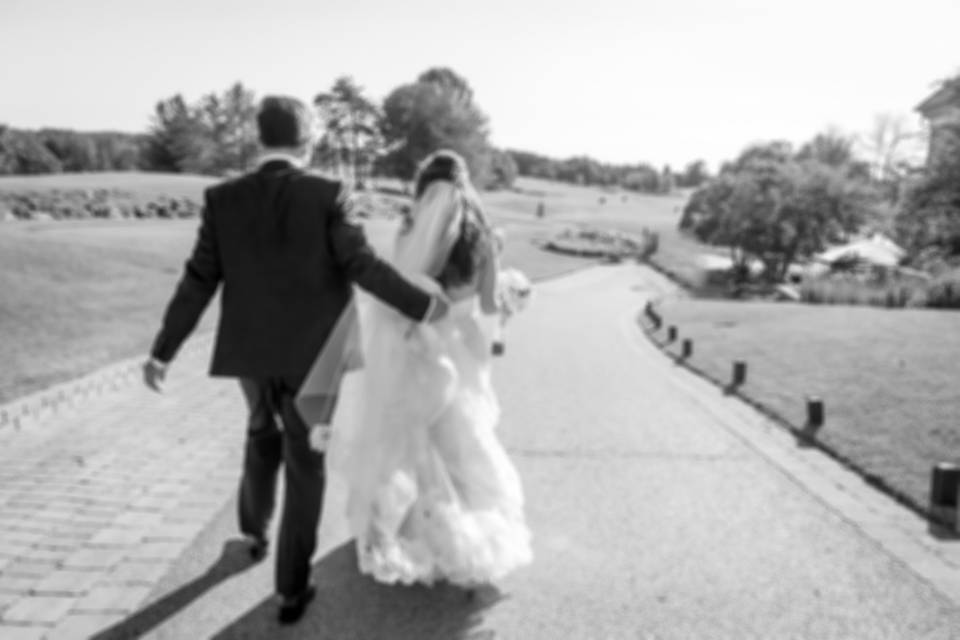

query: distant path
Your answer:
[135,264,960,639]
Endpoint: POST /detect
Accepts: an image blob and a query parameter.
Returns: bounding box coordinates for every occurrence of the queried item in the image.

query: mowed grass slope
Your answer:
[0,219,216,401]
[2,173,672,401]
[653,298,960,513]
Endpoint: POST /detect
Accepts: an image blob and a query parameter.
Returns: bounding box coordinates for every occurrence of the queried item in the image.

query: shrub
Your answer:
[800,274,926,308]
[0,189,201,222]
[925,269,960,308]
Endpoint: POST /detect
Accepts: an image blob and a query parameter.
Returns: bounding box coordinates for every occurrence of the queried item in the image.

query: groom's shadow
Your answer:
[89,539,257,639]
[212,541,503,640]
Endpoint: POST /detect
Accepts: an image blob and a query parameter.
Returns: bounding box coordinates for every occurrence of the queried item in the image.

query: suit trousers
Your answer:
[237,375,325,598]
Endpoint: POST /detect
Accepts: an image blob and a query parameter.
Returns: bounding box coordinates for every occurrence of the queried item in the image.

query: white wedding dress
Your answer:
[318,182,532,586]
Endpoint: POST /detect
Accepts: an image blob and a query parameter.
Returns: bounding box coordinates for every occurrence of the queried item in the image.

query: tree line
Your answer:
[506,150,709,192]
[0,67,703,194]
[0,126,144,175]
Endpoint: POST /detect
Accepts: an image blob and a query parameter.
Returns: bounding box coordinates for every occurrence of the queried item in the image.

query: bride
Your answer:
[299,150,532,587]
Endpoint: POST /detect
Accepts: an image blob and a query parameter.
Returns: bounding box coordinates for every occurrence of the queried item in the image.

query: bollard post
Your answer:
[732,361,747,387]
[730,360,747,387]
[806,396,824,432]
[667,326,678,343]
[681,339,693,359]
[931,463,960,530]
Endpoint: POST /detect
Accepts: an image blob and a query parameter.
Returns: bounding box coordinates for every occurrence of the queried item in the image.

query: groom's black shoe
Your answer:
[277,584,316,625]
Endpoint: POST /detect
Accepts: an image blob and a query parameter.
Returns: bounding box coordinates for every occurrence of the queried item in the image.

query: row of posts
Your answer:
[644,300,824,429]
[644,300,959,532]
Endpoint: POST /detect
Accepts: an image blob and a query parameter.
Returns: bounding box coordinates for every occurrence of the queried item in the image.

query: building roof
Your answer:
[815,233,905,268]
[917,77,960,116]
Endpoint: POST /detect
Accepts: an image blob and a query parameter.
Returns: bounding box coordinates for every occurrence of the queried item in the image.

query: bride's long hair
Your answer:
[413,150,491,289]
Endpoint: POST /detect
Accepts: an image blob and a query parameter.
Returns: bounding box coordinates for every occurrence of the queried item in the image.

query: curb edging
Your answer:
[0,336,212,435]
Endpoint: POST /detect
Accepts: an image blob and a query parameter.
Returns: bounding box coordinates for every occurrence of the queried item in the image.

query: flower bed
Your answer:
[545,226,658,261]
[0,188,202,221]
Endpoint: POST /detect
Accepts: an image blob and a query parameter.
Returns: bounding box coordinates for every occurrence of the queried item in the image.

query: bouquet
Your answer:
[493,267,532,356]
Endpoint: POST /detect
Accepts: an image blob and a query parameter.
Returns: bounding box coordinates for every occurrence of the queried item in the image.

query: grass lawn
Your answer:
[2,173,664,402]
[650,298,960,516]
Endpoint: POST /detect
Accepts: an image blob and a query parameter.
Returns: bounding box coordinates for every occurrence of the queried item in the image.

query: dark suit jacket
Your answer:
[150,160,432,378]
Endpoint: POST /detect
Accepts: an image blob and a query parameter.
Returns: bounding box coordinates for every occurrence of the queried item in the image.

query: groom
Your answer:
[142,95,447,624]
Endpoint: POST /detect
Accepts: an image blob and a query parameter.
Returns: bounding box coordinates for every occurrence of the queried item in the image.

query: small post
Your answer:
[806,396,824,432]
[667,326,678,343]
[931,463,960,529]
[681,339,693,359]
[732,361,747,387]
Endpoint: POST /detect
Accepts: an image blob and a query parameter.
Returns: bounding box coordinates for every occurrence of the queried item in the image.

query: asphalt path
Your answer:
[129,264,960,640]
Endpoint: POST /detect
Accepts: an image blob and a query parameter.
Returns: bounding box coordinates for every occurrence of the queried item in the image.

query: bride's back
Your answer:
[396,150,498,312]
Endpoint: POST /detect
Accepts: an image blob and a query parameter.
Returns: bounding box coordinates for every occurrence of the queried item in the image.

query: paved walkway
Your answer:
[2,264,960,638]
[0,343,243,639]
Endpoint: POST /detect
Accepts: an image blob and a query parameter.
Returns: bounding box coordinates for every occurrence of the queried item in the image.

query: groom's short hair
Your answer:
[257,95,313,148]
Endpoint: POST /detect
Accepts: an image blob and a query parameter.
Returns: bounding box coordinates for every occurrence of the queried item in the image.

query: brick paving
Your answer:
[0,337,244,638]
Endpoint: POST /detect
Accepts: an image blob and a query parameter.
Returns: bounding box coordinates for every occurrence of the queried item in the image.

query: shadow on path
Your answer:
[91,539,257,640]
[212,542,502,640]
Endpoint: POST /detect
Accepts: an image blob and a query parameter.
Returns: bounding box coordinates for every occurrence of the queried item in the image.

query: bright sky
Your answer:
[2,0,957,170]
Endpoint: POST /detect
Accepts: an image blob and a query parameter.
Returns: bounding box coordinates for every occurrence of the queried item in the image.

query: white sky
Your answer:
[1,0,957,170]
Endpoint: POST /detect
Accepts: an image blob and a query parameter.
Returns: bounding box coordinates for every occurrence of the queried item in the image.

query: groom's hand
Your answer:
[143,357,167,392]
[424,295,450,323]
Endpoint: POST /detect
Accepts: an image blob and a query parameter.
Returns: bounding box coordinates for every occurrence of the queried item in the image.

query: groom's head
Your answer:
[257,95,314,152]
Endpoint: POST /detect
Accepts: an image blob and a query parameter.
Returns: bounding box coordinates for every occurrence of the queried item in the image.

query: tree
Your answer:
[685,144,880,282]
[197,82,259,173]
[660,165,674,194]
[144,83,258,175]
[38,130,97,171]
[486,148,518,189]
[0,127,63,174]
[797,130,871,181]
[857,113,926,202]
[723,140,794,175]
[314,76,383,187]
[677,160,709,188]
[797,131,855,168]
[380,67,492,185]
[859,113,924,180]
[895,123,960,260]
[144,94,209,173]
[622,165,661,192]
